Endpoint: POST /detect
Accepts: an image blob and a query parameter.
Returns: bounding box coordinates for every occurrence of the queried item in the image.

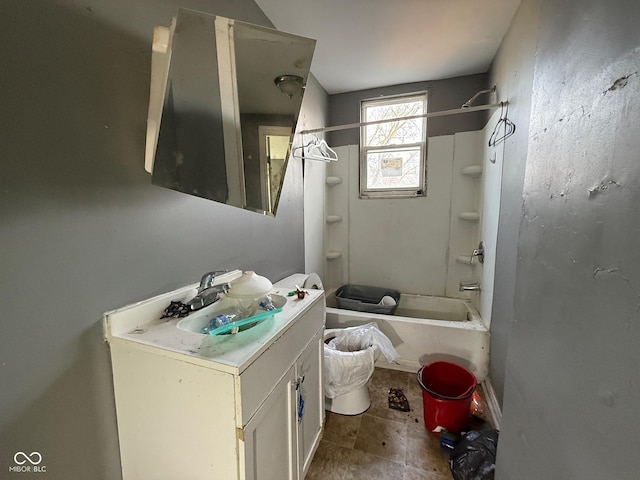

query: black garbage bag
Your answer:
[449,429,499,480]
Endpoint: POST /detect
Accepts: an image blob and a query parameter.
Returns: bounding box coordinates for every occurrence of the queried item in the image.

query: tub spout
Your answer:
[459,282,481,292]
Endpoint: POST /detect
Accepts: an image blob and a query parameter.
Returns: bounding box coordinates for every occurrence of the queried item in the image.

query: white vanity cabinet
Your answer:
[104,278,325,480]
[242,330,322,480]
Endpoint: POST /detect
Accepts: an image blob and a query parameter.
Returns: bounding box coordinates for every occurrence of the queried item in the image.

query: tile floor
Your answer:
[306,367,488,480]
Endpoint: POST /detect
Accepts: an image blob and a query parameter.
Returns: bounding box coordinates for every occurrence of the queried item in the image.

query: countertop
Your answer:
[103,275,324,374]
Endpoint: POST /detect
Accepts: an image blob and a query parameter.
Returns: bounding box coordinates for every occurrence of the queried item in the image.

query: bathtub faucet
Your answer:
[459,282,481,292]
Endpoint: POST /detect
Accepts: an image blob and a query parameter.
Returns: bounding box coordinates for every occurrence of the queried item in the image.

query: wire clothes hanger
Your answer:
[488,102,516,147]
[292,135,338,162]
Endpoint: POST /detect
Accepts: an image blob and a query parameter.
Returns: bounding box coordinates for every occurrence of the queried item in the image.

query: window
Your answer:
[360,93,427,198]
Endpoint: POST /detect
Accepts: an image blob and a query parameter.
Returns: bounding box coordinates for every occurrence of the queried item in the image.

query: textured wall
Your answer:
[497,0,640,478]
[488,0,541,407]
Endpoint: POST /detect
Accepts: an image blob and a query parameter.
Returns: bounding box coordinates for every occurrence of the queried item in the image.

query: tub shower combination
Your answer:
[324,290,490,381]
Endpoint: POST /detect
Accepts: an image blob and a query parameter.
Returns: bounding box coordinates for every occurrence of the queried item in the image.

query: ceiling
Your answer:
[254,0,521,95]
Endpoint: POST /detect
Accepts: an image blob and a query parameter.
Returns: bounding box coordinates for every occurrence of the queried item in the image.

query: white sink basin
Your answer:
[177,295,287,335]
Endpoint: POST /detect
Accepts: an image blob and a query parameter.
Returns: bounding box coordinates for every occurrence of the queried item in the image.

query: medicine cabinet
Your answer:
[146,9,315,216]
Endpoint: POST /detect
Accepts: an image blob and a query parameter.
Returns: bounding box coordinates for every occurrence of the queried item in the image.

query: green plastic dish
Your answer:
[208,307,283,335]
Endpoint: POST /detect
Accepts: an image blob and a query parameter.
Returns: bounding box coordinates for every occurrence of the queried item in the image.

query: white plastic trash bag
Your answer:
[324,341,376,399]
[323,323,399,399]
[327,322,399,362]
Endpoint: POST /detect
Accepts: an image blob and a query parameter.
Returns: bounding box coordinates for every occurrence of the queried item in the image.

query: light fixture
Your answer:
[274,75,304,98]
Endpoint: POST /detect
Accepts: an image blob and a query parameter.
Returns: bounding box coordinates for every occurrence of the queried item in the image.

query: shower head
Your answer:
[462,85,497,108]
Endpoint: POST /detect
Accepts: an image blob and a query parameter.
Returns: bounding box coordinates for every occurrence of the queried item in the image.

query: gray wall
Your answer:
[495,0,640,478]
[327,73,490,146]
[487,0,541,408]
[0,1,327,478]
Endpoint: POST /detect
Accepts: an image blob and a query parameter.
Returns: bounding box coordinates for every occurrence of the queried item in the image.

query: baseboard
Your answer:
[481,376,502,430]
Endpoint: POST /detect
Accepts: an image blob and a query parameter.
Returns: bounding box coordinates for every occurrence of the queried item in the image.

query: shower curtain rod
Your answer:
[299,102,503,135]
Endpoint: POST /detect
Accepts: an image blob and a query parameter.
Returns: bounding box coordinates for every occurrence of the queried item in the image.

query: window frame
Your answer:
[359,92,428,199]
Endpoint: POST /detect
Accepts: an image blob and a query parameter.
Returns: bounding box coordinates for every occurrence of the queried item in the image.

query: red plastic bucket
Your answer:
[417,361,477,435]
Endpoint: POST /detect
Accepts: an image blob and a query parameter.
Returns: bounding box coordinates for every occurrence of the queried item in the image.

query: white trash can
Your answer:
[323,323,399,415]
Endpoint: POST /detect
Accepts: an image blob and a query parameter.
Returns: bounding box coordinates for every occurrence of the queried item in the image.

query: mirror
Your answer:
[150,9,315,216]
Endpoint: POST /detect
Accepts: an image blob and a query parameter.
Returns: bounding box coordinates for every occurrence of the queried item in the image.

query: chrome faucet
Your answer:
[187,270,230,311]
[459,282,481,292]
[472,241,485,264]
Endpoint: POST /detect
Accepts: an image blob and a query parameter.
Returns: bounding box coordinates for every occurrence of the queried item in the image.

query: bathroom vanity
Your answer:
[103,275,325,480]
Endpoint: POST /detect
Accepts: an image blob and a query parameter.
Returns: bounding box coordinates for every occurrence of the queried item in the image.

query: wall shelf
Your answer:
[326,176,342,186]
[325,251,343,260]
[459,212,480,221]
[461,165,483,177]
[326,215,343,223]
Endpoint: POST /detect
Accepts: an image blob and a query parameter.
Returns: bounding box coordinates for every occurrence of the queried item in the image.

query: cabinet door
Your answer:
[243,365,297,480]
[296,331,324,478]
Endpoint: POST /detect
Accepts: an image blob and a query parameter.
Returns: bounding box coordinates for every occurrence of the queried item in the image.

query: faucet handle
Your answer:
[471,241,484,264]
[198,270,228,292]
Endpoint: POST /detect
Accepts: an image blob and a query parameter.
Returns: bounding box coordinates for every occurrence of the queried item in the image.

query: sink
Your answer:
[177,294,287,335]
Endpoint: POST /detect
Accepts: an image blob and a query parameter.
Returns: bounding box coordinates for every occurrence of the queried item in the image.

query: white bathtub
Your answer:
[325,291,490,381]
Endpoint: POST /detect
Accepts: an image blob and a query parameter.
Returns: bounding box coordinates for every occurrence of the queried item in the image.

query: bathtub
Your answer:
[325,291,490,381]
